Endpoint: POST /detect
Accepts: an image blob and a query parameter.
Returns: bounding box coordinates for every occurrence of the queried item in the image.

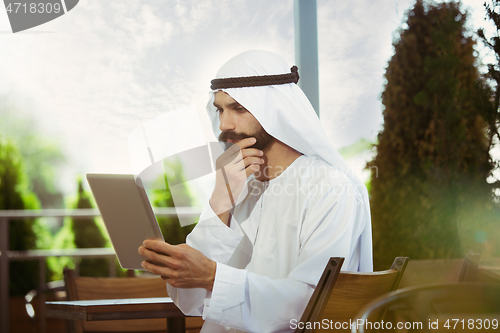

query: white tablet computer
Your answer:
[86,173,164,270]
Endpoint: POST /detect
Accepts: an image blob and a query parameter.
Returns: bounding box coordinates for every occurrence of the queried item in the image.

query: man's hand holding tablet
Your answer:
[139,240,216,291]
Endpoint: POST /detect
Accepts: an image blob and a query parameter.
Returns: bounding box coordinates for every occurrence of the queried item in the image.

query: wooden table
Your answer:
[46,297,186,333]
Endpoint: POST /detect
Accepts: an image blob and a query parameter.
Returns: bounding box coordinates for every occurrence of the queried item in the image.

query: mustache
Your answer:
[218,131,252,143]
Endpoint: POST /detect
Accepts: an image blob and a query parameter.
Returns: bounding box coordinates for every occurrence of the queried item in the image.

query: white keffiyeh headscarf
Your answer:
[206,50,373,272]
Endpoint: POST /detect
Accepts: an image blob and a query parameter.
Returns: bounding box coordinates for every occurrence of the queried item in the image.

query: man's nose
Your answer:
[219,111,235,132]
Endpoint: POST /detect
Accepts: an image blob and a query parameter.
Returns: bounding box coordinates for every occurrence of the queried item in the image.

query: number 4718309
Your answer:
[444,318,498,330]
[5,2,62,14]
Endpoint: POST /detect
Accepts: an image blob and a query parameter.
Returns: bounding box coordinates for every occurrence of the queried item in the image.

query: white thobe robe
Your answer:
[167,155,371,333]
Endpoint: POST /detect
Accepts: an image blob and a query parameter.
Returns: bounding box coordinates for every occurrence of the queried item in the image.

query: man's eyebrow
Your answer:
[213,101,243,108]
[227,102,242,108]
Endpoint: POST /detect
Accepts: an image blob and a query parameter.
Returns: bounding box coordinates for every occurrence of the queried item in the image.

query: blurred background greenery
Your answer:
[367,0,500,269]
[0,122,196,296]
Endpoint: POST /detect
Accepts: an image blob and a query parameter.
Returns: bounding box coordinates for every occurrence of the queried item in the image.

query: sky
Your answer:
[0,0,496,196]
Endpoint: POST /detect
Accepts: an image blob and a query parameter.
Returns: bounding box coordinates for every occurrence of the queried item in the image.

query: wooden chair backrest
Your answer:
[458,253,500,284]
[398,258,464,288]
[295,257,409,333]
[64,268,169,333]
[65,271,168,301]
[458,253,481,283]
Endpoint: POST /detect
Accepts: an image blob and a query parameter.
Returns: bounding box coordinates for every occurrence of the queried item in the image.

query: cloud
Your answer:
[0,1,294,183]
[317,0,414,148]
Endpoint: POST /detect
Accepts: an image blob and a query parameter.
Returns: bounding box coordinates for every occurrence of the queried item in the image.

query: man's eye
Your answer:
[216,108,223,113]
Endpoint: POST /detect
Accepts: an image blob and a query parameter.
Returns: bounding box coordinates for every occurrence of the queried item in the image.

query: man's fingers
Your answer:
[235,137,257,149]
[221,138,257,162]
[141,260,175,277]
[224,156,263,174]
[216,146,242,169]
[242,156,264,169]
[245,163,261,178]
[140,242,215,290]
[217,139,263,169]
[241,148,264,159]
[138,245,178,269]
[142,239,176,255]
[222,137,255,158]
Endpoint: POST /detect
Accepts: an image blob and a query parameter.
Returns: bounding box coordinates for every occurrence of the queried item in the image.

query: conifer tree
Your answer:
[151,159,195,245]
[368,0,496,269]
[478,0,500,186]
[70,178,109,276]
[0,137,43,295]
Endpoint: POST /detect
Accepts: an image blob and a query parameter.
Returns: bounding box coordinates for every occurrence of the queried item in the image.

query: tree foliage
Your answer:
[0,100,65,208]
[0,137,48,295]
[368,0,497,269]
[70,178,110,276]
[478,0,500,185]
[150,159,196,245]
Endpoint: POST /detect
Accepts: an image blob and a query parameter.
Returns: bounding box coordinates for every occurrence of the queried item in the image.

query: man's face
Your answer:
[214,91,273,150]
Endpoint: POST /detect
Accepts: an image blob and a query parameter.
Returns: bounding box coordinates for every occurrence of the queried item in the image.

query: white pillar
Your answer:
[294,0,320,117]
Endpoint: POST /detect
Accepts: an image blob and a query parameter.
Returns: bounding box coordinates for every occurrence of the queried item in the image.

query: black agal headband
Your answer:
[210,66,299,90]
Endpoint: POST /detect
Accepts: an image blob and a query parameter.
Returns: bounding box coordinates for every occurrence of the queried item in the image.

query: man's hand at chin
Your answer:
[138,239,216,291]
[210,137,264,219]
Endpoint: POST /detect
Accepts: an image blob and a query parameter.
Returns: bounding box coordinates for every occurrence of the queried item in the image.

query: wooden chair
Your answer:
[459,253,500,284]
[458,253,481,283]
[398,258,466,288]
[399,253,495,287]
[63,268,204,333]
[352,283,500,333]
[294,256,409,333]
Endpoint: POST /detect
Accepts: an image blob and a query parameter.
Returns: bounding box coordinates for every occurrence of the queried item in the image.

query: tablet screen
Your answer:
[87,173,164,270]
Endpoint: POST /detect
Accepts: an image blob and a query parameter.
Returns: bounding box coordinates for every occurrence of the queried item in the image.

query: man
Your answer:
[139,50,373,333]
